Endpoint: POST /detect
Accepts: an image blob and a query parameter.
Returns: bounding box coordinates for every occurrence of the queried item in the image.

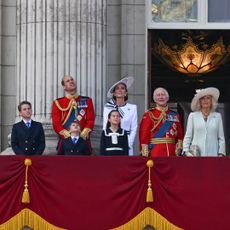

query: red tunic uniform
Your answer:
[52,95,95,150]
[139,107,183,157]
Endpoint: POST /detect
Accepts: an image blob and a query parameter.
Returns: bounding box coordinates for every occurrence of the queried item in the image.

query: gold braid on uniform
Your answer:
[148,106,168,133]
[54,95,78,112]
[55,96,78,138]
[55,100,72,112]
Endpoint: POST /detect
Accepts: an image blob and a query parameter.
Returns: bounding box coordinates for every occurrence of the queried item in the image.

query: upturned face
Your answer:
[200,95,212,109]
[69,122,81,134]
[63,75,77,93]
[108,111,121,126]
[113,83,127,99]
[19,104,32,120]
[154,88,168,107]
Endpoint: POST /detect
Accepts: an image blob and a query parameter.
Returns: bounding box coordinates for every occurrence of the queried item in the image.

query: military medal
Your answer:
[77,115,82,121]
[80,109,85,116]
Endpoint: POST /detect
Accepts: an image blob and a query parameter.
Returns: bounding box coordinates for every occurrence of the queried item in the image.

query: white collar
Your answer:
[23,119,32,124]
[71,135,79,140]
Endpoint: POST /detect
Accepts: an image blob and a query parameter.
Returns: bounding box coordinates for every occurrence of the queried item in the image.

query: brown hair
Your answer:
[18,101,32,112]
[106,110,121,129]
[68,120,81,131]
[112,83,128,101]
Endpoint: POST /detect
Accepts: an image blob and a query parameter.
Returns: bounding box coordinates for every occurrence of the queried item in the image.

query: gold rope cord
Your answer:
[54,99,72,112]
[146,160,154,203]
[149,110,166,133]
[22,158,32,204]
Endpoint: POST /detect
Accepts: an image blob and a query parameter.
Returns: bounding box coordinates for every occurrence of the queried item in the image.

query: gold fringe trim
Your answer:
[0,208,66,230]
[146,160,154,203]
[22,158,32,204]
[112,207,183,230]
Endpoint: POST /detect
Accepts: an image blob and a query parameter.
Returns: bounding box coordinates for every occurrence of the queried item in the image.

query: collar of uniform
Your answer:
[66,94,79,99]
[156,105,168,112]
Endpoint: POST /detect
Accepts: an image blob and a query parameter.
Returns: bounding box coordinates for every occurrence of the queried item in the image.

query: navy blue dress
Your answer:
[100,128,129,156]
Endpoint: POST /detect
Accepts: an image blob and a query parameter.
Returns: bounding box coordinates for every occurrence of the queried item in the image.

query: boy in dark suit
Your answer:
[11,101,45,155]
[59,120,89,155]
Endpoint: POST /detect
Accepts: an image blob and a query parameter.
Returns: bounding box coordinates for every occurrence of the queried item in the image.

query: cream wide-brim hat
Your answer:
[107,76,134,99]
[191,87,220,111]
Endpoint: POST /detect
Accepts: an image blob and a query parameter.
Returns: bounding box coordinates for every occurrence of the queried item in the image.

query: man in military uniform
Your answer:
[52,75,95,152]
[139,87,183,157]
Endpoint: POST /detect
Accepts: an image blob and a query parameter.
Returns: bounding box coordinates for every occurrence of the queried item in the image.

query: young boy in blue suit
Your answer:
[59,120,89,155]
[11,101,45,155]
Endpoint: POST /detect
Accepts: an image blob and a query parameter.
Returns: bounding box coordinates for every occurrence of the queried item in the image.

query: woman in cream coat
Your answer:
[183,87,225,156]
[103,76,137,156]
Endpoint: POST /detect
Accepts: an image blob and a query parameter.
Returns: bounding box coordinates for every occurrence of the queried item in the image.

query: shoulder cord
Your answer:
[149,110,166,133]
[54,98,75,112]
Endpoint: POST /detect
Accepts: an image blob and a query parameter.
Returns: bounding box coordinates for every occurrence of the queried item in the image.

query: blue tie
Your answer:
[72,137,77,144]
[26,122,30,128]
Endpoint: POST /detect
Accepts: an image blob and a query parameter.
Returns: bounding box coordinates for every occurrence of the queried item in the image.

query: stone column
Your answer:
[0,0,17,152]
[107,0,146,155]
[16,0,106,153]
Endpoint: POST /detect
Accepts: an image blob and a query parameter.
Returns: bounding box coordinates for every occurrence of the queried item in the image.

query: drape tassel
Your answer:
[146,160,154,203]
[22,158,32,204]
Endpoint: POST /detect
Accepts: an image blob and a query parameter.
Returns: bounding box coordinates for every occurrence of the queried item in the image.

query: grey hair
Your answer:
[153,87,169,102]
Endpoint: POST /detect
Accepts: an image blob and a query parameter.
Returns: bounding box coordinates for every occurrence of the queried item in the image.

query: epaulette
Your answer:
[55,96,65,101]
[144,107,155,114]
[148,107,155,111]
[54,98,72,111]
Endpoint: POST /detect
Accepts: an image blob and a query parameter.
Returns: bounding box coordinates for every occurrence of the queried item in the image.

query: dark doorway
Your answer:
[148,29,230,154]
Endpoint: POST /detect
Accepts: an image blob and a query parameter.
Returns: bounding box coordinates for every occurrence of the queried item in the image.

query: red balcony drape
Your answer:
[0,156,230,230]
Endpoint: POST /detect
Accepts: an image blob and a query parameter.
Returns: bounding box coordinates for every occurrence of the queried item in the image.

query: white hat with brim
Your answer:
[191,87,220,111]
[107,76,134,99]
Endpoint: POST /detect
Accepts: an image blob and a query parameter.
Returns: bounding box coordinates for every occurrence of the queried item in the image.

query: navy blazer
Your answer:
[59,136,90,155]
[11,120,45,155]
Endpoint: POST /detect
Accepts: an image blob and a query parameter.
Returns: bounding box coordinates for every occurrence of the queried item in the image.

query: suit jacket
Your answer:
[59,136,90,155]
[183,111,225,156]
[11,120,45,155]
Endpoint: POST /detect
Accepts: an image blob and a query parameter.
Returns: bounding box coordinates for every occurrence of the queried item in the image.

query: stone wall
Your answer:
[0,0,146,155]
[107,0,146,154]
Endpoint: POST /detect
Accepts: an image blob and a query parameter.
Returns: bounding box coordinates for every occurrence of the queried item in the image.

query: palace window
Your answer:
[147,0,230,29]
